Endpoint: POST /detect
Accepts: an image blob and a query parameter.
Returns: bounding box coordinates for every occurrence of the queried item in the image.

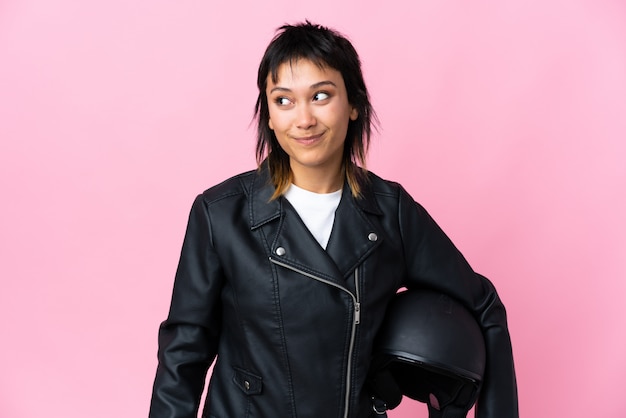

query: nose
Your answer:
[295,104,316,130]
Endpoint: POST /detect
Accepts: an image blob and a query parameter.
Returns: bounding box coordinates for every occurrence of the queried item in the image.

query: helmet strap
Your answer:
[427,403,470,418]
[427,383,478,418]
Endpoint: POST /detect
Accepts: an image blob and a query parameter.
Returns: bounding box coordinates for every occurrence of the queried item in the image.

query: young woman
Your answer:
[149,22,518,418]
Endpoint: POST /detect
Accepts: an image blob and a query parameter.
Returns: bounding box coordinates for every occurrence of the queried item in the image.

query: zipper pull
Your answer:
[354,302,361,324]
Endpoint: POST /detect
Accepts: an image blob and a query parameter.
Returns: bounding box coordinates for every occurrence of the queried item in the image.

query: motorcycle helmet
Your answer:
[371,289,486,418]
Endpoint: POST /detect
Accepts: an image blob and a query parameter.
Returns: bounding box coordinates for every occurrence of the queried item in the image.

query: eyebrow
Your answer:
[269,80,337,94]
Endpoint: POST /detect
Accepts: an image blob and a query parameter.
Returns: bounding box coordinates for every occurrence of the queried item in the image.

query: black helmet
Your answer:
[370,290,486,418]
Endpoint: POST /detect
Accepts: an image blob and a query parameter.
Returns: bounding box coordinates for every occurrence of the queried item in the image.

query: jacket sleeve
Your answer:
[397,186,519,418]
[149,195,225,418]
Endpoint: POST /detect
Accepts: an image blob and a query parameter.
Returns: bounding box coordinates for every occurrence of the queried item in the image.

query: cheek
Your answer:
[267,107,287,132]
[332,111,352,136]
[328,102,354,129]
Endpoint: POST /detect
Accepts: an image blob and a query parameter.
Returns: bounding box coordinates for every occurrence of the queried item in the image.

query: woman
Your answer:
[149,22,518,418]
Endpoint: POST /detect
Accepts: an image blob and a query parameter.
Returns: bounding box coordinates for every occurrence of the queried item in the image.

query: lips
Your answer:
[293,132,324,145]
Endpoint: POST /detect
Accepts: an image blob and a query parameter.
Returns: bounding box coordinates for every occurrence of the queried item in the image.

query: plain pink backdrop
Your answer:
[1,1,625,417]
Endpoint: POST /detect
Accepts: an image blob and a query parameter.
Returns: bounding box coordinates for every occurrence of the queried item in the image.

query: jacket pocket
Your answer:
[232,367,263,395]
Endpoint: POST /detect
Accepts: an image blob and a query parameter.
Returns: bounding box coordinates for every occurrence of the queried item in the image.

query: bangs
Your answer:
[268,56,329,84]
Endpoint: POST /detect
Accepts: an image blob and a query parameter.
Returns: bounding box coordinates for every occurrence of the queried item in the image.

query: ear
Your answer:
[350,107,358,121]
[268,118,274,130]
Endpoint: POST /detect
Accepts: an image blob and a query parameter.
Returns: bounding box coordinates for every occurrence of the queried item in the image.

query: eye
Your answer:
[275,96,292,106]
[313,92,330,101]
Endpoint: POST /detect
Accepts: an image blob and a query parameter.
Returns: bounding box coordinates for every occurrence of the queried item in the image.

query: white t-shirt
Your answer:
[284,183,342,250]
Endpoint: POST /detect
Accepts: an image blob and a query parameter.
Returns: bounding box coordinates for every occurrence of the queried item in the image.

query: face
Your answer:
[266,59,358,185]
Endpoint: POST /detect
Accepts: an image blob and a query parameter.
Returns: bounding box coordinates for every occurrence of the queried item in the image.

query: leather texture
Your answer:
[149,164,518,418]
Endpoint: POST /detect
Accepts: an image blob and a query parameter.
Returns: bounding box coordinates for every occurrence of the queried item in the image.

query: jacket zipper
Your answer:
[343,268,360,418]
[269,257,361,418]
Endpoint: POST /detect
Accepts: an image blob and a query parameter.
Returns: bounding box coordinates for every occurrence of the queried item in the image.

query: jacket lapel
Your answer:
[249,167,383,282]
[325,182,383,277]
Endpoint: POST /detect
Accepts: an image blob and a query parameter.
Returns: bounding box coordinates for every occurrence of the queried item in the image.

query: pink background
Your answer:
[1,1,625,417]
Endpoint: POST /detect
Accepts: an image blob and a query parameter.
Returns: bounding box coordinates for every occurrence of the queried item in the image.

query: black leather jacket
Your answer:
[149,166,518,418]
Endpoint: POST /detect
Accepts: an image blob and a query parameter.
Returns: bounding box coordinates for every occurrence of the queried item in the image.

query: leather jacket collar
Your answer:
[248,164,384,279]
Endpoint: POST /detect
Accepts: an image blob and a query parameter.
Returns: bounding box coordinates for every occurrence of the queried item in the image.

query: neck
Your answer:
[290,165,344,194]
